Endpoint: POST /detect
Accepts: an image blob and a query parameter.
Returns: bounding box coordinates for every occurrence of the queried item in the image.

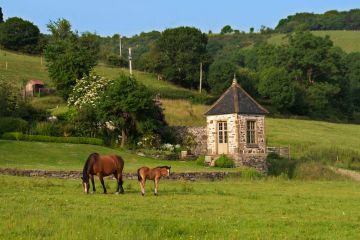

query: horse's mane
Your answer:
[82,153,99,181]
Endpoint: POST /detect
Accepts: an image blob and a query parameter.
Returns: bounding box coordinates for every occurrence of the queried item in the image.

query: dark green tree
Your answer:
[345,52,360,112]
[44,19,99,99]
[208,60,238,95]
[156,27,210,88]
[96,75,166,146]
[258,67,295,111]
[0,7,3,23]
[0,17,40,53]
[220,25,233,34]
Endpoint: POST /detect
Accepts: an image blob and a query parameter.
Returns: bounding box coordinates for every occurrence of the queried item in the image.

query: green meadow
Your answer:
[0,175,359,239]
[267,30,360,53]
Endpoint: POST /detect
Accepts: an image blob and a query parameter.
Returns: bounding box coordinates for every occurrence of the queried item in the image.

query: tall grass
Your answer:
[161,99,208,126]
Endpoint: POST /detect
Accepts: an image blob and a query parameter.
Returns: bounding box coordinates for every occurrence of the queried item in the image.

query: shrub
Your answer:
[215,154,235,168]
[2,132,103,145]
[293,162,347,181]
[30,121,62,136]
[0,117,28,134]
[240,168,263,179]
[195,155,205,166]
[266,152,297,178]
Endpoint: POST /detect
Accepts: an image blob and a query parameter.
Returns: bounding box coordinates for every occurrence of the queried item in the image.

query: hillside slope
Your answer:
[268,30,360,53]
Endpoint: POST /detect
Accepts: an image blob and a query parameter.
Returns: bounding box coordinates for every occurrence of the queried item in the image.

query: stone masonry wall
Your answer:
[173,126,207,155]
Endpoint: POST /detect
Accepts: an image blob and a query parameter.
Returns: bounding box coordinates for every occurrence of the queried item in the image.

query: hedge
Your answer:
[1,132,104,146]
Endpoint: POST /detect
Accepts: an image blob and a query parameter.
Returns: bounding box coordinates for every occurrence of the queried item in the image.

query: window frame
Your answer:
[246,120,257,147]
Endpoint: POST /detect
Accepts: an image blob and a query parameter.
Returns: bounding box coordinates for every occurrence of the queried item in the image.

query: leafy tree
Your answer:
[155,27,210,88]
[305,82,340,118]
[345,52,360,112]
[96,75,166,146]
[258,67,295,111]
[287,32,339,85]
[44,19,99,99]
[0,7,3,23]
[208,60,238,95]
[0,17,40,53]
[249,27,254,33]
[220,25,233,34]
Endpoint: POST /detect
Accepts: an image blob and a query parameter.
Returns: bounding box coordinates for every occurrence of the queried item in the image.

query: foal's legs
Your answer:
[139,179,146,196]
[154,178,159,196]
[90,175,96,192]
[99,175,107,194]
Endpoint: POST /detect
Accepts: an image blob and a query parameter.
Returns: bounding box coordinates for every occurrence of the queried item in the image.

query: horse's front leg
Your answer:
[154,178,159,196]
[99,175,107,194]
[90,175,96,193]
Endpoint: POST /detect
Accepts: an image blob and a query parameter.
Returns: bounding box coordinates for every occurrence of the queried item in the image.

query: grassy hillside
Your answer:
[268,30,360,53]
[0,50,204,100]
[1,175,359,239]
[0,50,49,85]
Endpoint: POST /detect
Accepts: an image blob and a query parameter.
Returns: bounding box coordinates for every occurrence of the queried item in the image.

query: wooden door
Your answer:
[217,121,228,154]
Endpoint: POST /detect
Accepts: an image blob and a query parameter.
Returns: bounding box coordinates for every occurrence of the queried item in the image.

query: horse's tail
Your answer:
[137,168,142,182]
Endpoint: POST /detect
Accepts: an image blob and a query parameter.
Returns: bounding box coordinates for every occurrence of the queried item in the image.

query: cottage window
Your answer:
[246,121,256,144]
[218,122,227,144]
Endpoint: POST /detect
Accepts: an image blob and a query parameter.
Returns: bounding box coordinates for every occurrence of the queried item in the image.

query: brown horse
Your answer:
[81,153,124,194]
[137,166,171,196]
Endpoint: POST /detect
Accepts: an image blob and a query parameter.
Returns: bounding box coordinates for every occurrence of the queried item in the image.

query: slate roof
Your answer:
[205,78,269,116]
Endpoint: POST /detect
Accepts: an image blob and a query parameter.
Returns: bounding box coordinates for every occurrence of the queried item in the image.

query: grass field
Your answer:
[0,175,359,239]
[0,140,237,173]
[267,30,360,53]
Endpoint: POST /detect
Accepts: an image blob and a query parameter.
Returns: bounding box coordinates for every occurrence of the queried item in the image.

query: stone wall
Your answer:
[0,168,243,181]
[237,115,266,154]
[173,126,207,155]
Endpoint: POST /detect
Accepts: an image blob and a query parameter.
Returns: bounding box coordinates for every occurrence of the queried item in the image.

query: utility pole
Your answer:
[119,34,122,58]
[199,62,203,93]
[128,47,132,75]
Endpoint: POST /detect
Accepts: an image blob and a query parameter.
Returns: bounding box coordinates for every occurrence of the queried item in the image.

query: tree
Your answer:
[249,27,254,33]
[96,75,166,146]
[0,7,3,23]
[220,25,233,34]
[208,60,238,95]
[44,19,99,99]
[345,52,360,112]
[258,67,295,111]
[0,17,40,53]
[305,82,340,118]
[155,27,210,88]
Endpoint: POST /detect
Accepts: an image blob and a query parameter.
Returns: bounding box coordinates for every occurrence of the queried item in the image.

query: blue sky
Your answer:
[1,1,359,36]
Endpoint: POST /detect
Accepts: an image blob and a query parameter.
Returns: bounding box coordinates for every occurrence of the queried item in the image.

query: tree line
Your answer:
[276,9,360,32]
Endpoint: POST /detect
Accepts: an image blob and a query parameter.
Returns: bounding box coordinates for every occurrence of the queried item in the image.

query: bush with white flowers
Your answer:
[68,72,112,108]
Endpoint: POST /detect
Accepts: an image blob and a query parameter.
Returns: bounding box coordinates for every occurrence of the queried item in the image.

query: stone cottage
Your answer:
[205,77,269,172]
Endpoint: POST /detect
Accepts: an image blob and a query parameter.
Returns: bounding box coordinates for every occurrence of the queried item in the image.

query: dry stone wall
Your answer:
[173,126,207,155]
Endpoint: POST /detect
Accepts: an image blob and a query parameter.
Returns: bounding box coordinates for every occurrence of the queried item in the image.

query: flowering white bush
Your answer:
[161,143,175,151]
[68,72,112,108]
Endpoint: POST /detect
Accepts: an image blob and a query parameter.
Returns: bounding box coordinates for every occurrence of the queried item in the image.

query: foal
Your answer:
[137,166,171,196]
